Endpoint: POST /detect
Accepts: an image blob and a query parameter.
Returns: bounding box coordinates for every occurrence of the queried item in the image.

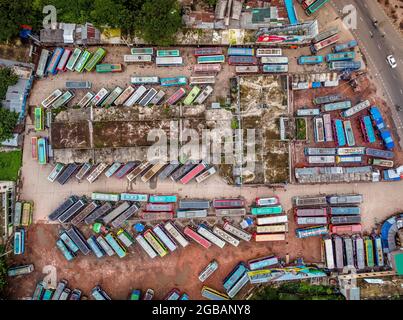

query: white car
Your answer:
[387,55,397,68]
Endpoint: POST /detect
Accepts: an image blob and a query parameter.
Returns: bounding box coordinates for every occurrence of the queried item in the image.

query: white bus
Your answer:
[91,88,109,107]
[135,234,157,259]
[256,48,282,57]
[124,54,152,63]
[104,162,122,178]
[198,260,218,282]
[87,163,108,183]
[47,163,65,182]
[156,57,183,66]
[323,238,335,269]
[197,225,226,249]
[189,76,215,85]
[223,222,252,242]
[77,92,95,108]
[194,86,213,104]
[130,76,159,85]
[261,56,289,64]
[41,89,63,108]
[235,65,259,73]
[114,86,135,106]
[123,85,147,107]
[164,222,189,248]
[256,224,287,233]
[256,215,288,225]
[212,226,240,247]
[153,224,177,252]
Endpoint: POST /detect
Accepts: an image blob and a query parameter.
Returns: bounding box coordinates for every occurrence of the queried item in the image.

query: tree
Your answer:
[0,108,19,142]
[0,67,19,100]
[0,245,7,298]
[135,0,182,45]
[0,0,35,42]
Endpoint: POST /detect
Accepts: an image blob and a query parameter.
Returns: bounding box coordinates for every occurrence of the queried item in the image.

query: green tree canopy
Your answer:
[0,67,19,100]
[135,0,182,45]
[0,108,19,142]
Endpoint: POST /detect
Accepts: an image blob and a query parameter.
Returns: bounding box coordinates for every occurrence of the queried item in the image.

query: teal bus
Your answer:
[105,233,127,258]
[66,48,82,71]
[91,192,120,202]
[74,50,92,72]
[84,48,106,72]
[157,49,180,57]
[160,76,187,87]
[149,195,177,203]
[37,138,48,165]
[131,47,154,55]
[183,86,201,105]
[251,205,283,215]
[298,55,323,65]
[32,281,46,300]
[197,55,225,64]
[326,51,355,62]
[42,289,54,300]
[120,193,149,202]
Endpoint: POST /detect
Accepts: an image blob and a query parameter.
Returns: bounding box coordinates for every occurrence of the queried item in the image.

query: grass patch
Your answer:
[296,118,307,140]
[0,151,22,181]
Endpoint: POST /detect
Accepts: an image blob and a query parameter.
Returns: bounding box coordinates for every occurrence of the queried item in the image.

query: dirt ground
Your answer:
[378,0,403,35]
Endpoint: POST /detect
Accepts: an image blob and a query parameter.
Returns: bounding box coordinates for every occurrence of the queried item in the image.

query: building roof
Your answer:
[391,251,403,275]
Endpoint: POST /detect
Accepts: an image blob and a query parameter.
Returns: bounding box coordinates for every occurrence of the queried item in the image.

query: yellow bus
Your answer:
[143,230,168,257]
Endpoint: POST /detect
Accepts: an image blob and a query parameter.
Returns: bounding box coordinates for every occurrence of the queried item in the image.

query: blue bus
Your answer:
[60,232,80,253]
[326,51,355,62]
[298,55,323,65]
[14,229,25,255]
[333,40,358,53]
[105,233,126,258]
[360,116,376,143]
[149,195,177,203]
[223,262,248,292]
[227,48,254,56]
[334,119,346,147]
[56,239,76,261]
[87,236,105,258]
[46,47,64,75]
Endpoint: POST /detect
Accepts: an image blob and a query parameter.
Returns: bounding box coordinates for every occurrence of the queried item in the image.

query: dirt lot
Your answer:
[378,0,403,34]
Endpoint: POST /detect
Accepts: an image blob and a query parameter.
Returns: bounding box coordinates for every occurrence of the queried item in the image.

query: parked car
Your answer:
[387,55,397,68]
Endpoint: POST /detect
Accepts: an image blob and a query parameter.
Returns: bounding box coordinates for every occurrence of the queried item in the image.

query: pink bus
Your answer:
[180,162,207,184]
[183,226,211,249]
[56,49,72,72]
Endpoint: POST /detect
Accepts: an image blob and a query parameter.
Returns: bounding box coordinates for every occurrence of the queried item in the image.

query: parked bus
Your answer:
[138,88,158,107]
[329,60,361,71]
[255,233,286,242]
[48,196,78,221]
[304,147,336,156]
[56,49,72,72]
[323,114,333,142]
[116,162,137,179]
[198,260,219,282]
[156,57,183,66]
[52,90,74,108]
[330,215,361,225]
[312,34,339,52]
[74,50,92,72]
[36,49,50,77]
[52,280,67,300]
[227,272,249,298]
[261,56,288,64]
[125,161,148,181]
[365,237,375,268]
[194,47,223,56]
[120,193,148,202]
[201,286,229,300]
[227,47,254,56]
[256,215,288,225]
[144,229,168,257]
[334,119,346,147]
[197,224,226,248]
[370,158,394,168]
[333,236,344,269]
[91,192,119,202]
[262,64,288,73]
[74,163,92,181]
[102,201,130,224]
[326,51,355,62]
[177,209,208,219]
[103,163,122,179]
[189,76,215,85]
[105,233,127,258]
[31,137,38,159]
[251,206,283,215]
[145,203,174,212]
[56,239,75,261]
[228,56,258,65]
[183,226,211,249]
[333,40,358,52]
[37,138,48,165]
[100,87,123,107]
[14,202,22,227]
[365,148,394,159]
[314,117,325,143]
[335,155,362,164]
[96,63,122,73]
[330,206,360,215]
[330,224,362,234]
[212,226,240,247]
[116,229,134,248]
[84,202,113,225]
[57,198,86,224]
[96,235,115,256]
[124,54,152,63]
[298,55,323,65]
[355,237,366,269]
[213,199,244,209]
[322,100,351,112]
[77,92,94,108]
[66,48,82,71]
[149,90,165,105]
[160,76,187,87]
[66,81,91,89]
[13,229,25,255]
[166,88,186,105]
[235,65,259,73]
[157,49,180,57]
[295,225,328,238]
[194,64,221,73]
[297,216,328,225]
[373,236,384,267]
[179,199,210,210]
[256,225,287,233]
[248,255,279,271]
[314,94,342,105]
[124,86,147,107]
[153,224,177,252]
[215,208,246,217]
[91,285,112,300]
[256,48,282,57]
[223,222,252,241]
[342,100,371,118]
[87,163,108,183]
[165,289,181,300]
[87,235,105,258]
[32,281,46,300]
[60,232,80,253]
[149,195,177,203]
[344,120,355,146]
[337,147,366,156]
[91,88,109,107]
[41,89,63,108]
[343,237,354,267]
[46,47,64,75]
[197,55,225,64]
[34,107,44,132]
[323,238,335,269]
[131,76,159,85]
[294,195,327,207]
[180,161,207,183]
[327,194,363,205]
[360,116,376,143]
[131,47,154,55]
[164,222,190,248]
[223,262,248,292]
[255,197,279,206]
[135,234,157,259]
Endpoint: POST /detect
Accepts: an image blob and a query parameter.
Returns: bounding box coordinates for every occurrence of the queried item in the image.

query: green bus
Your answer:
[74,50,92,72]
[365,238,375,268]
[156,49,180,57]
[34,107,44,131]
[183,86,201,105]
[131,47,154,55]
[84,48,106,72]
[251,205,283,215]
[66,48,82,71]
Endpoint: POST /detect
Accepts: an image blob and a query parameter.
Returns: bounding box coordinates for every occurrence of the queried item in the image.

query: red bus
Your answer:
[194,48,223,56]
[56,49,72,72]
[212,199,245,209]
[330,224,362,234]
[31,137,38,159]
[183,226,211,249]
[180,162,207,184]
[166,88,186,105]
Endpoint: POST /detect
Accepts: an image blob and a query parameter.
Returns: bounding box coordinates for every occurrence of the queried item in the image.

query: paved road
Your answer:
[331,0,403,146]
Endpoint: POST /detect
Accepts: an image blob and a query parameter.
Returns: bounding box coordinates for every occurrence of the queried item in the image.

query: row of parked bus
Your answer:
[36,47,106,78]
[323,234,384,270]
